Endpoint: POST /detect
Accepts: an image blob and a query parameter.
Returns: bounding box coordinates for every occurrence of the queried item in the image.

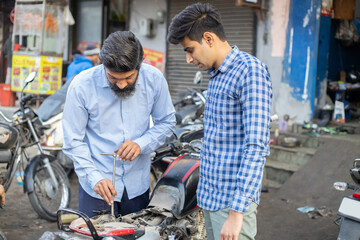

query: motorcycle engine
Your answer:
[0,168,6,185]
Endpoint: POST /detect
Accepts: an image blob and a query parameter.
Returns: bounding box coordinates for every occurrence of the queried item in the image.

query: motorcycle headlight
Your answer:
[45,134,56,147]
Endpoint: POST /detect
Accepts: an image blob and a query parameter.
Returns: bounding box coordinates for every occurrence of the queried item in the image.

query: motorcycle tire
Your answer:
[27,161,71,222]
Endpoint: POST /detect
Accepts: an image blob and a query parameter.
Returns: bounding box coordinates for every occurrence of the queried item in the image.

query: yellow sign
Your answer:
[11,55,62,94]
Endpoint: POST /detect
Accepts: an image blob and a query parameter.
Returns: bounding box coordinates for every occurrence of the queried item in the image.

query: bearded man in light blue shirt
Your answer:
[62,31,176,217]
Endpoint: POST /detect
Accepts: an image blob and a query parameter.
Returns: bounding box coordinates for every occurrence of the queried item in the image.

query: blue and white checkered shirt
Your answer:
[197,46,272,213]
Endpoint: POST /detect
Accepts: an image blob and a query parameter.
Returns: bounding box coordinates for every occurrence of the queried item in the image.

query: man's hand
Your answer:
[94,179,117,205]
[0,184,5,205]
[220,210,243,240]
[114,139,141,161]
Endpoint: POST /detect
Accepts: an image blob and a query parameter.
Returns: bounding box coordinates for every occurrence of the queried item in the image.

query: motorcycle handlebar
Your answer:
[155,141,183,156]
[270,114,279,122]
[21,95,33,105]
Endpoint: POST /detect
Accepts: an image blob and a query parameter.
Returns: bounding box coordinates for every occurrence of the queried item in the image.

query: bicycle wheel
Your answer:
[28,161,71,221]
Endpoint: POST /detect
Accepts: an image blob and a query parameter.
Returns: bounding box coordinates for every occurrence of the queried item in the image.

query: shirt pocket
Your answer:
[208,92,240,128]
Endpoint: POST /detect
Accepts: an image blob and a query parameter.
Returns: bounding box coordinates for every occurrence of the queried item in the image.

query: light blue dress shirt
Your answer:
[62,63,176,201]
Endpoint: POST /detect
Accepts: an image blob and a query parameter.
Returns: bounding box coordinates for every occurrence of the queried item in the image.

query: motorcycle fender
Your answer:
[337,217,360,239]
[338,197,360,222]
[23,154,56,193]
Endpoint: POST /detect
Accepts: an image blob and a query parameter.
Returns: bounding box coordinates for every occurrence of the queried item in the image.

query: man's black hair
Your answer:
[99,31,144,72]
[167,3,226,44]
[72,49,82,55]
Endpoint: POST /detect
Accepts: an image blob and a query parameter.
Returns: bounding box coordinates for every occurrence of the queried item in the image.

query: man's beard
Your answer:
[108,74,138,100]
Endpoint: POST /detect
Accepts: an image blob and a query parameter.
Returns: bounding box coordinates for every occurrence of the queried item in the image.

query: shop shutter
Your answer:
[166,0,255,100]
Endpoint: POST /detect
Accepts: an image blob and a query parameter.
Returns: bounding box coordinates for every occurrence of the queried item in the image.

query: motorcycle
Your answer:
[37,77,74,175]
[173,87,206,127]
[173,71,206,127]
[149,127,203,193]
[333,158,360,239]
[57,138,205,240]
[0,72,71,222]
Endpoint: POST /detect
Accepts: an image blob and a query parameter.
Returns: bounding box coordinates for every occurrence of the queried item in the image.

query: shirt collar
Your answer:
[208,46,239,77]
[99,65,110,88]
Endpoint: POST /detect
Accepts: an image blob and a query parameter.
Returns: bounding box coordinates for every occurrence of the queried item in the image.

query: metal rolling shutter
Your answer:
[166,0,255,100]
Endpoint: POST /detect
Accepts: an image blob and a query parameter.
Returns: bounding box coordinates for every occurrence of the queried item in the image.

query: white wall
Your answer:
[256,0,312,123]
[256,0,286,118]
[129,0,167,72]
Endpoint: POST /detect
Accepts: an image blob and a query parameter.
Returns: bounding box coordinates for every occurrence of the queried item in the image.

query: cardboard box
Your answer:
[334,0,355,19]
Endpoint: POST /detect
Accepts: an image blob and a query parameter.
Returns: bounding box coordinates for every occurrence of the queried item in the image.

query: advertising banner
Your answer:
[143,48,164,72]
[11,55,62,94]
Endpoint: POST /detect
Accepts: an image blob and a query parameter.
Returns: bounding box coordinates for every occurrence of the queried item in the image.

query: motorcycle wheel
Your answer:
[27,161,71,222]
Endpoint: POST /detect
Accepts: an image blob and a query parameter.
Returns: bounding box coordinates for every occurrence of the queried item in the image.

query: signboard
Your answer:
[10,8,15,23]
[11,55,62,95]
[143,48,164,72]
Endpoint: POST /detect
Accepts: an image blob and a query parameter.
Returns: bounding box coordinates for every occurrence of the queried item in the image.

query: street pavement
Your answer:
[0,104,18,120]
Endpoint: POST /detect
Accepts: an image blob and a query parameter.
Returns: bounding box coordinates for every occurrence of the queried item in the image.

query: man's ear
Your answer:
[203,32,215,47]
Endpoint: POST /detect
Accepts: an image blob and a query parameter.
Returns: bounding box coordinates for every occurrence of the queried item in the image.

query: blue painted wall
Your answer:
[282,0,322,119]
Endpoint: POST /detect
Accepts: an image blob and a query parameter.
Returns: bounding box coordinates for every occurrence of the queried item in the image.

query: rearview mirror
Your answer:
[333,182,347,191]
[24,72,36,84]
[193,71,203,85]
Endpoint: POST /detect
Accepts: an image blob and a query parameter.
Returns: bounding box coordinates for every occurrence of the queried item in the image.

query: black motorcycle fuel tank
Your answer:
[0,123,19,150]
[149,155,199,219]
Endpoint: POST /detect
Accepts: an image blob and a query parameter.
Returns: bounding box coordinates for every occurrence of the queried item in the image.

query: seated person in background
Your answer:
[65,43,100,83]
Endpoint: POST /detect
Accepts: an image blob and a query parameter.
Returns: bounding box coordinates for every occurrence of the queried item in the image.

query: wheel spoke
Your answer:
[28,161,70,221]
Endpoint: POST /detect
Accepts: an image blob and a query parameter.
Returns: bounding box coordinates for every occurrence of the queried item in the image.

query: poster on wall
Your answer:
[143,48,164,72]
[11,55,62,94]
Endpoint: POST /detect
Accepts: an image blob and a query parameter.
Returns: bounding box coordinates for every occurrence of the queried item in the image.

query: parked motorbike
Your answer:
[0,72,71,222]
[150,127,203,193]
[37,77,74,175]
[333,158,360,239]
[173,71,206,127]
[57,138,205,240]
[173,87,206,127]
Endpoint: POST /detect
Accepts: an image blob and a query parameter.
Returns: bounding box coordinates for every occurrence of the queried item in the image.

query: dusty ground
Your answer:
[257,136,360,240]
[0,174,79,240]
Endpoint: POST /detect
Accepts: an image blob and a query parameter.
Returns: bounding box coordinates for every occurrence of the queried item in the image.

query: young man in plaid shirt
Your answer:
[168,3,272,240]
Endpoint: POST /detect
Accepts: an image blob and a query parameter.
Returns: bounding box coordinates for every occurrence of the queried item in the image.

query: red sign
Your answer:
[10,8,15,23]
[143,48,164,72]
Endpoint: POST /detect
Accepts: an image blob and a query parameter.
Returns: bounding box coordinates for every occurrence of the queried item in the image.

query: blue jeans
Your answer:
[78,184,149,218]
